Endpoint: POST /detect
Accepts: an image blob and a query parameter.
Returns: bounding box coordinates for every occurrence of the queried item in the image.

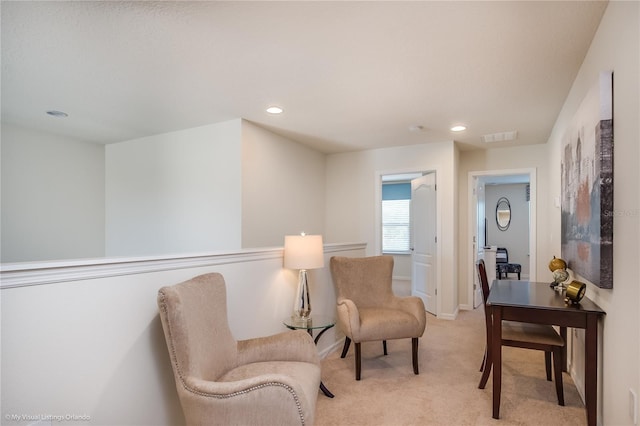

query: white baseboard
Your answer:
[438,306,459,320]
[319,338,345,359]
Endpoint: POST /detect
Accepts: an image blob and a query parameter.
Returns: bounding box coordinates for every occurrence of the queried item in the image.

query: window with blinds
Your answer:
[382,183,411,253]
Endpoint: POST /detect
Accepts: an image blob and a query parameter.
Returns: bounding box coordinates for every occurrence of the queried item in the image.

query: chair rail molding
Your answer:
[0,242,366,289]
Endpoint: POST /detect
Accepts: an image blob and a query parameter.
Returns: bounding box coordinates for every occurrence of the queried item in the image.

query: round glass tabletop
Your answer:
[283,315,335,330]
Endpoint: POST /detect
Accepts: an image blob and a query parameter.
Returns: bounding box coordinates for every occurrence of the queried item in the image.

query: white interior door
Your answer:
[411,173,437,315]
[472,179,484,308]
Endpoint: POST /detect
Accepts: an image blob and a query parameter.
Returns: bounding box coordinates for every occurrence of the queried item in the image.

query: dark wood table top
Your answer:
[487,280,605,315]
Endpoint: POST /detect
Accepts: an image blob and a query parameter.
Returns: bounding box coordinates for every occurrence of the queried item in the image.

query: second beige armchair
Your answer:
[158,273,321,425]
[330,256,427,380]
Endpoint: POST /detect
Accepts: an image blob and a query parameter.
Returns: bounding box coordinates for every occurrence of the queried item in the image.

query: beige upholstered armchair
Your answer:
[330,256,427,380]
[157,273,321,426]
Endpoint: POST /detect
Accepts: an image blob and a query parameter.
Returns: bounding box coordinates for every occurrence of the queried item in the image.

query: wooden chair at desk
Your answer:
[476,260,565,406]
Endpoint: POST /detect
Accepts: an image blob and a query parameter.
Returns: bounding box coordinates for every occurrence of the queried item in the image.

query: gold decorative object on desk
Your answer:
[548,256,568,272]
[548,256,569,289]
[565,280,587,304]
[552,268,569,284]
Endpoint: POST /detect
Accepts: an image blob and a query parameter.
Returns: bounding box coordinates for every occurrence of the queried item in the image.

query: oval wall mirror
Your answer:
[496,197,511,231]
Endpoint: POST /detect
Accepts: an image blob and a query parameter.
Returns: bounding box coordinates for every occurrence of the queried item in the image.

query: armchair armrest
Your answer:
[237,330,320,366]
[391,296,427,331]
[185,373,306,396]
[183,373,318,425]
[336,298,361,340]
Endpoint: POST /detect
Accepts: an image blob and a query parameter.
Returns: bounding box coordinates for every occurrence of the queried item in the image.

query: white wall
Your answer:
[105,120,243,256]
[1,123,105,262]
[241,120,326,247]
[391,254,411,278]
[485,183,530,277]
[545,2,640,424]
[0,243,364,426]
[2,118,323,261]
[325,141,459,318]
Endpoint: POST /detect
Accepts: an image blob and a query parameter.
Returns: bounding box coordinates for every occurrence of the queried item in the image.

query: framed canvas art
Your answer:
[561,71,613,289]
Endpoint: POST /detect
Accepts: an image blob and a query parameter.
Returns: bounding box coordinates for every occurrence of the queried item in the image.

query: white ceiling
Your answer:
[1,1,608,154]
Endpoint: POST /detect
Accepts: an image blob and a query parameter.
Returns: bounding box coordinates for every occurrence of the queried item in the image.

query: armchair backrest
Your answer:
[330,256,395,308]
[158,273,238,382]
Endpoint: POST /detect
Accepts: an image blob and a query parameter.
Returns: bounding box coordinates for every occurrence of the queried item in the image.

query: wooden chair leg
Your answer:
[553,347,565,406]
[479,313,493,389]
[383,340,388,355]
[478,358,492,389]
[545,351,552,381]
[341,337,351,358]
[478,343,492,389]
[355,342,361,380]
[412,338,419,375]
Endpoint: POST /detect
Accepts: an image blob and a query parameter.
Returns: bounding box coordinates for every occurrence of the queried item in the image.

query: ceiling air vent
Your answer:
[481,130,518,143]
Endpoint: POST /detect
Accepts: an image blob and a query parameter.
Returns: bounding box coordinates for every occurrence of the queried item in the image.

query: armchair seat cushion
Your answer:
[357,308,424,342]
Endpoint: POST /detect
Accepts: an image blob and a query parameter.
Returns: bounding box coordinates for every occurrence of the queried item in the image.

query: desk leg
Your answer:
[492,306,503,419]
[585,315,598,426]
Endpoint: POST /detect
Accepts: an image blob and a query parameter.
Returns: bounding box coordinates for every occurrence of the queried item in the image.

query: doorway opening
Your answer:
[375,170,439,316]
[468,168,537,309]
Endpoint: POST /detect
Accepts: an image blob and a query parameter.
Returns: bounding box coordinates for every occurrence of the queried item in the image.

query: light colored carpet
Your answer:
[315,308,586,426]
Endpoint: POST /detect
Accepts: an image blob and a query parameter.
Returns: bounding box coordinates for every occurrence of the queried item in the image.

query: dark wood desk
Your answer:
[486,280,605,426]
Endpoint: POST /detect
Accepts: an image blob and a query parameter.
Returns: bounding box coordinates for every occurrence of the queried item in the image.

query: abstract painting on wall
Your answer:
[561,71,613,289]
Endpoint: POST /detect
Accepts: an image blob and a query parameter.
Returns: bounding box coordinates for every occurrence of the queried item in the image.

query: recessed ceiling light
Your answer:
[46,110,68,118]
[409,125,425,132]
[450,125,466,132]
[266,106,283,114]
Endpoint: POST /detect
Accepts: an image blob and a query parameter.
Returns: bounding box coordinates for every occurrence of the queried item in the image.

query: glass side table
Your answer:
[283,315,335,398]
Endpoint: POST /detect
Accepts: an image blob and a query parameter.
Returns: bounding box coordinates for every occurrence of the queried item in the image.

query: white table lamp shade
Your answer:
[284,234,324,270]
